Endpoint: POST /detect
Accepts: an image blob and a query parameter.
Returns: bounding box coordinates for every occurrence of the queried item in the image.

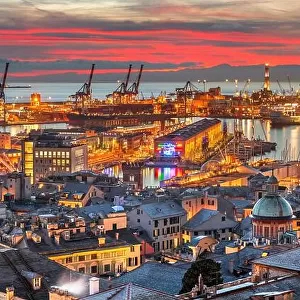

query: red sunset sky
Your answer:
[1,0,300,79]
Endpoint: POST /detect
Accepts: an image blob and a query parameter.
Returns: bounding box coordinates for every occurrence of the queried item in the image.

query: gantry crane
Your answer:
[287,75,294,95]
[0,62,9,123]
[127,64,144,101]
[70,64,95,110]
[276,80,285,96]
[176,81,200,116]
[112,64,132,104]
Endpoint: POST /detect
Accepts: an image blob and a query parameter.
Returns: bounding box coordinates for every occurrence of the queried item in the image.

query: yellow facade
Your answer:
[22,140,34,184]
[58,199,84,208]
[184,121,222,161]
[48,243,141,276]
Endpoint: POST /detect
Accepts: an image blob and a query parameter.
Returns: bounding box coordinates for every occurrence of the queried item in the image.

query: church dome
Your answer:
[252,194,293,219]
[252,174,293,220]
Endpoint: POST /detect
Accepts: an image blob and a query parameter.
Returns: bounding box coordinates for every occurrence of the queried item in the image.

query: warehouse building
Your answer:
[154,118,222,161]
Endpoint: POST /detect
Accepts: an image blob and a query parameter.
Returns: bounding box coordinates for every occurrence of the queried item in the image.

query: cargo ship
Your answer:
[270,114,300,127]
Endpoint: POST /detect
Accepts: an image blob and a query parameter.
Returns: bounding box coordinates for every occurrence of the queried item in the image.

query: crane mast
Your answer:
[0,62,9,100]
[70,64,95,111]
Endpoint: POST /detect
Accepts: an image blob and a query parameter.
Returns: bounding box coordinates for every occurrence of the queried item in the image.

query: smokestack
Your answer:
[89,277,100,295]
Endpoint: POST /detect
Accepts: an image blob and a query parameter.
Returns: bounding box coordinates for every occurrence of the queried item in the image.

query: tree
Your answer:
[180,259,223,294]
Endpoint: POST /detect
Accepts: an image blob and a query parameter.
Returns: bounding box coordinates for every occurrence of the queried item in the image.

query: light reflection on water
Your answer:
[1,119,298,188]
[104,119,300,187]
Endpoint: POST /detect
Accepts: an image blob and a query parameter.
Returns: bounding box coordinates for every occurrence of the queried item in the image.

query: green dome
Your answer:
[252,194,293,219]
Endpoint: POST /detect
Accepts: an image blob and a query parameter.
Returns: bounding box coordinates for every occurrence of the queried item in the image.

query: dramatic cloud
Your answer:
[0,0,300,81]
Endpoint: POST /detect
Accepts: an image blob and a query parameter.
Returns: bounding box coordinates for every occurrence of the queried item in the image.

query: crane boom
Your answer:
[135,64,144,93]
[87,64,95,88]
[125,64,132,90]
[287,75,293,94]
[276,80,285,95]
[0,62,9,99]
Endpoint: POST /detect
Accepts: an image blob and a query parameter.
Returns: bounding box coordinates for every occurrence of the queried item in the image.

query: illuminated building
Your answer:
[22,132,88,184]
[127,201,187,252]
[182,209,237,243]
[251,175,294,243]
[58,182,104,208]
[30,93,41,106]
[180,189,218,221]
[154,118,222,161]
[0,132,11,149]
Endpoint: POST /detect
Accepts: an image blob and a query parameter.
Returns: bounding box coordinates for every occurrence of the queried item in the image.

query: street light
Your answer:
[197,80,207,93]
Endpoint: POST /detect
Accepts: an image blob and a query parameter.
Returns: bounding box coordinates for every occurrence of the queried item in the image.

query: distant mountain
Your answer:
[2,62,300,83]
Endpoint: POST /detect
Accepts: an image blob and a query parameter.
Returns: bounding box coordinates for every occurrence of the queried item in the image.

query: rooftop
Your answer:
[155,118,220,141]
[141,201,186,220]
[82,283,176,300]
[0,248,95,300]
[113,262,187,295]
[253,247,300,272]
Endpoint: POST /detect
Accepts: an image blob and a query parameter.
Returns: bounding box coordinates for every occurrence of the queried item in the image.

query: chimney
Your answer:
[54,234,60,245]
[98,237,106,246]
[115,232,119,241]
[89,277,100,295]
[6,287,14,300]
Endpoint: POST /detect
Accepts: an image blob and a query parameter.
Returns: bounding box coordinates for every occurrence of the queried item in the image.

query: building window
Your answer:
[153,229,160,237]
[78,255,85,262]
[90,265,98,273]
[297,222,300,227]
[137,219,140,223]
[201,199,204,205]
[194,231,198,236]
[149,220,151,225]
[222,216,226,221]
[222,229,226,233]
[170,217,179,225]
[229,228,232,232]
[91,254,97,260]
[137,209,140,215]
[129,175,135,182]
[78,267,85,273]
[154,220,159,227]
[66,257,72,263]
[164,219,168,226]
[113,223,117,230]
[130,246,135,252]
[104,264,110,272]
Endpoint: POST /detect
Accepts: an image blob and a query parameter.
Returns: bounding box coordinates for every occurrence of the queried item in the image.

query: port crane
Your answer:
[0,63,9,101]
[112,64,132,104]
[287,75,294,95]
[127,64,144,101]
[70,64,95,110]
[0,62,9,123]
[276,80,285,96]
[176,81,200,117]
